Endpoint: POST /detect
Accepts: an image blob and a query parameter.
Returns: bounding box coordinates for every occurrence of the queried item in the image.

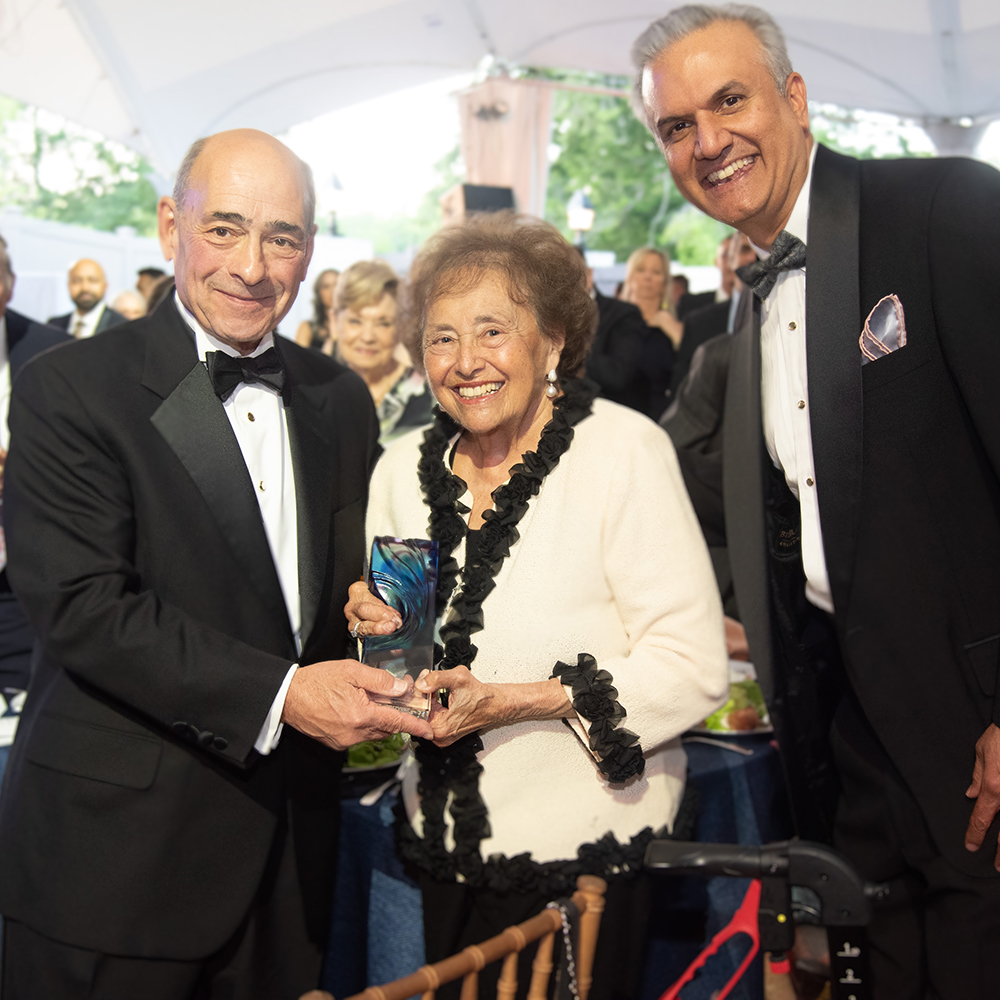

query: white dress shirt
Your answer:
[69,303,107,339]
[726,288,742,334]
[176,295,299,753]
[754,143,835,613]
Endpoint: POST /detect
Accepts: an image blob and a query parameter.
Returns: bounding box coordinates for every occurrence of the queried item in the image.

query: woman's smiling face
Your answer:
[336,293,397,376]
[422,270,563,440]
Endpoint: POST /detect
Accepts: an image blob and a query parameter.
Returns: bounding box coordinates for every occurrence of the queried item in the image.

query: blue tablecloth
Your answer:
[320,770,424,998]
[324,734,791,1000]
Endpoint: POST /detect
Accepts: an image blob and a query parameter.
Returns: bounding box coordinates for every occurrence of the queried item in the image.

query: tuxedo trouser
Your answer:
[0,811,323,1000]
[831,695,1000,1000]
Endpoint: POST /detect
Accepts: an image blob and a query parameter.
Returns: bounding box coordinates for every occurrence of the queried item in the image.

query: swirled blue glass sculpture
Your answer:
[362,537,438,718]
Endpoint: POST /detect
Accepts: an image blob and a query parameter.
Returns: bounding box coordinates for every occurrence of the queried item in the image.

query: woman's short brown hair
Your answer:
[400,213,597,378]
[334,260,399,314]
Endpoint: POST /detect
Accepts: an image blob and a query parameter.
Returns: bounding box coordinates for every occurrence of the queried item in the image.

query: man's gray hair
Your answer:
[172,136,317,232]
[631,4,793,125]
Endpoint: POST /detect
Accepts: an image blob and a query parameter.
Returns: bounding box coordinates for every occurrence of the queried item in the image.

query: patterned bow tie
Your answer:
[736,230,807,300]
[206,347,286,401]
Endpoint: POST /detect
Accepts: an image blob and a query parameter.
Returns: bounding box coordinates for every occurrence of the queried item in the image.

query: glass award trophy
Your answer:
[362,536,438,719]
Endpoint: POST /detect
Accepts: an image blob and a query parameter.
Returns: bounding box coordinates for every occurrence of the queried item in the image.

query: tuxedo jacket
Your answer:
[0,311,70,689]
[0,298,379,956]
[661,332,732,549]
[677,289,716,322]
[724,144,1000,876]
[669,299,731,402]
[48,303,127,335]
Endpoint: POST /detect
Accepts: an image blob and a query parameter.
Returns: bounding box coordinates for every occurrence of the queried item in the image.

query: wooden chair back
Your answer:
[301,874,607,1000]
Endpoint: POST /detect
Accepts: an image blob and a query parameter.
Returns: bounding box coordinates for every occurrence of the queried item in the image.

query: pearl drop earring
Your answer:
[545,368,558,398]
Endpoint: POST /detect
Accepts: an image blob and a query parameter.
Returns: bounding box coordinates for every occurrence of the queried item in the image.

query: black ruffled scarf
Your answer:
[398,378,691,893]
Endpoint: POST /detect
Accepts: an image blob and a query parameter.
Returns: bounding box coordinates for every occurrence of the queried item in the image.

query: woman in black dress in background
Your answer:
[295,267,339,352]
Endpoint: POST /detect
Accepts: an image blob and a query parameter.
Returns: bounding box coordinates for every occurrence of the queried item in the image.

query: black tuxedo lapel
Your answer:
[144,303,291,635]
[806,145,863,617]
[278,344,337,649]
[723,292,776,702]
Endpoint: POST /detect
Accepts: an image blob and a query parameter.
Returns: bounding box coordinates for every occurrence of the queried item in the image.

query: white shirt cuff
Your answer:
[254,663,298,755]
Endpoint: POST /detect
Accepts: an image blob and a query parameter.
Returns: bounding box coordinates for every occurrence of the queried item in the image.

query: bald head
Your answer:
[173,129,315,233]
[68,259,108,315]
[111,290,148,321]
[157,129,317,353]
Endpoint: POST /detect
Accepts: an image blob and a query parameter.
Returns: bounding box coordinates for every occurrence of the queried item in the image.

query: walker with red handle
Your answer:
[644,839,889,1000]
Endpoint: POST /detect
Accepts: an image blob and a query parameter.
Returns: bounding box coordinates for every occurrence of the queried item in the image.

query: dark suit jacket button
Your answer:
[197,730,215,748]
[173,721,190,737]
[212,736,228,751]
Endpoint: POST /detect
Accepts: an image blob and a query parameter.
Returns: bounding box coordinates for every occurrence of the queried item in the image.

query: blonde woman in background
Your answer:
[295,267,339,352]
[622,247,684,350]
[335,260,434,444]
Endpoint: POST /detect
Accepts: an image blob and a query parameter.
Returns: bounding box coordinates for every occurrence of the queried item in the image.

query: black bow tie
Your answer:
[206,347,286,402]
[736,230,807,300]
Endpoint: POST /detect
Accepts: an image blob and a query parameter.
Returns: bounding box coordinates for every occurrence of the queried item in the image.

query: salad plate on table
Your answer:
[687,660,773,737]
[343,733,411,772]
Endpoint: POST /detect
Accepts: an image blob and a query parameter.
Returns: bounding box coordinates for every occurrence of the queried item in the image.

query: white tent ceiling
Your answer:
[1,0,998,171]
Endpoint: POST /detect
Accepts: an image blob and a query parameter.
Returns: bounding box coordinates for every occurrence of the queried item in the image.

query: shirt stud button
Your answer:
[806,477,814,487]
[797,399,806,409]
[247,412,255,422]
[788,321,798,331]
[258,481,266,491]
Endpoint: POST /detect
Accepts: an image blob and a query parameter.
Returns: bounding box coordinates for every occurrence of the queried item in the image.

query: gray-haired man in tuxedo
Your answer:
[635,5,1000,996]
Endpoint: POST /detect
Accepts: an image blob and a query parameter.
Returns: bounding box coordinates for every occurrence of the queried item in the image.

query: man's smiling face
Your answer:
[158,130,314,354]
[641,19,812,248]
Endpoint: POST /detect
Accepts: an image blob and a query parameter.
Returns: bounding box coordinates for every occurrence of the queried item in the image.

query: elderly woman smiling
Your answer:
[349,214,727,1000]
[334,260,433,443]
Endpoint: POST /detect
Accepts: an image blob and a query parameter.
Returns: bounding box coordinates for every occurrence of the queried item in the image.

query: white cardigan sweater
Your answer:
[366,398,728,867]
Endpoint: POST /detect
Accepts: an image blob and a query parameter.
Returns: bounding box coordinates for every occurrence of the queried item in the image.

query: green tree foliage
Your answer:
[810,104,932,161]
[0,96,159,236]
[525,69,725,265]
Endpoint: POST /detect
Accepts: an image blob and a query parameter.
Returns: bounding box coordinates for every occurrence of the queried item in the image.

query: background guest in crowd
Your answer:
[621,246,684,350]
[669,272,689,312]
[135,266,167,303]
[675,235,732,321]
[349,213,727,1000]
[581,248,673,419]
[48,258,126,337]
[110,289,148,322]
[668,233,756,399]
[145,273,175,313]
[295,267,339,352]
[0,235,68,785]
[674,278,714,323]
[636,5,1000,994]
[335,260,433,443]
[660,331,735,616]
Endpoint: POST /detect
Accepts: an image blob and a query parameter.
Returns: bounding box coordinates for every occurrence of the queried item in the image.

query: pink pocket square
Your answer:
[860,294,907,365]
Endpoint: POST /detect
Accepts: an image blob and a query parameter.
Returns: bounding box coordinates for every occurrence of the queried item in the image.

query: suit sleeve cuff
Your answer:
[254,664,298,755]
